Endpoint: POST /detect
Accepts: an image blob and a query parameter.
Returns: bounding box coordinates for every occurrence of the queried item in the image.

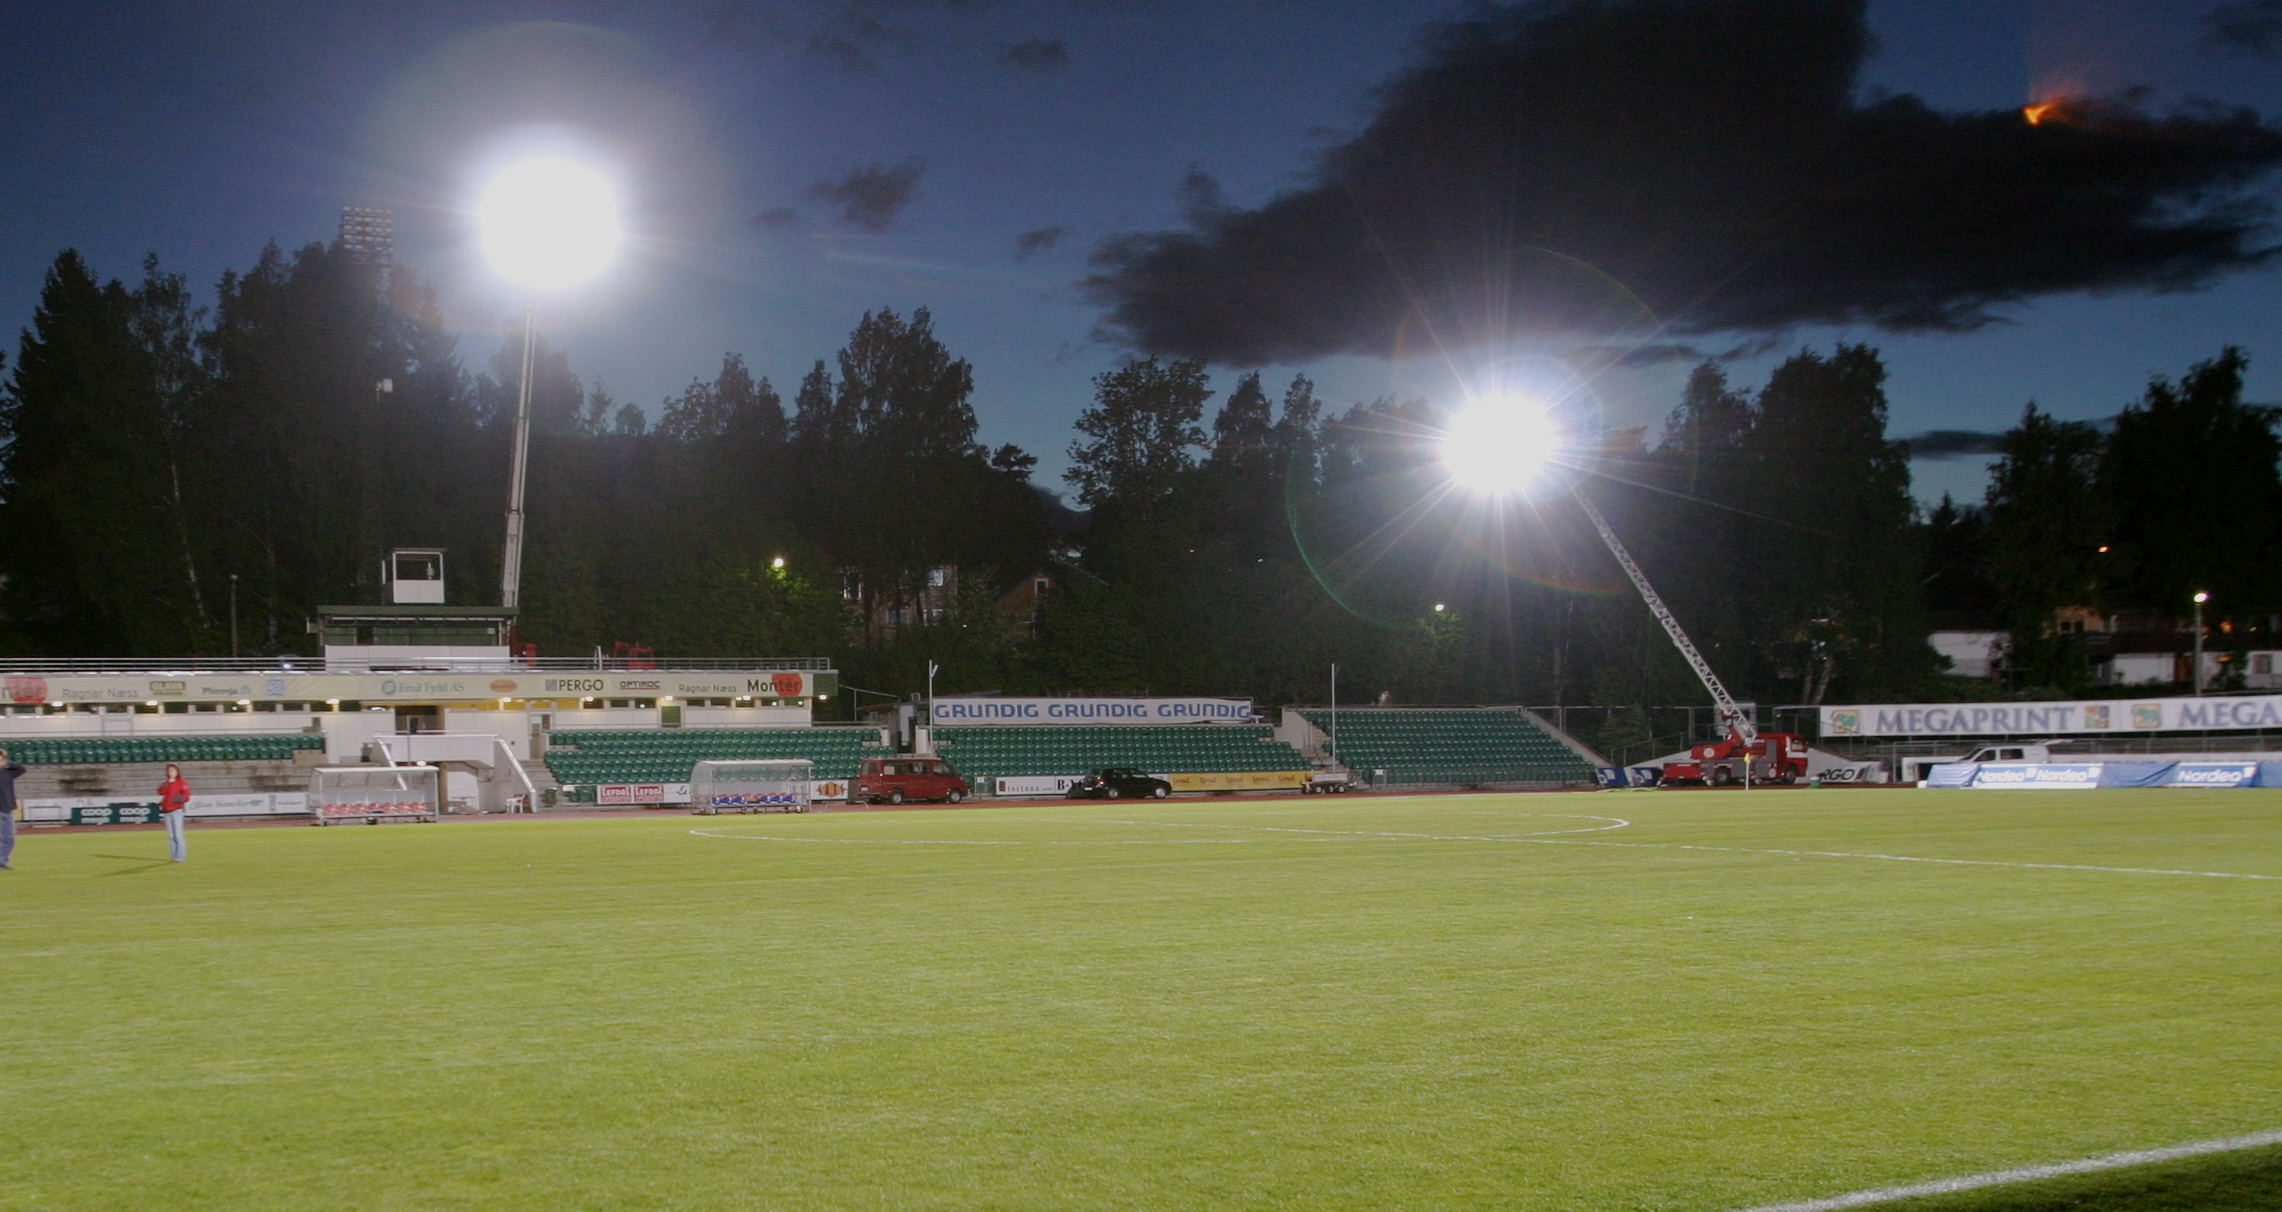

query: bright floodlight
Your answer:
[1441,394,1560,495]
[477,157,621,290]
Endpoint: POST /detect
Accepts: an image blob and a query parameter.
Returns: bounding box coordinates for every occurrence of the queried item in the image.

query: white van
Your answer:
[1903,744,2052,782]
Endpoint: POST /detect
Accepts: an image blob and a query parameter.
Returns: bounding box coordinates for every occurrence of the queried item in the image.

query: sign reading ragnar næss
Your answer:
[1821,693,2282,738]
[931,697,1254,726]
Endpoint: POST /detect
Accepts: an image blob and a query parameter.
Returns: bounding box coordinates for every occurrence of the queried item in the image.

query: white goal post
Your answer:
[690,759,813,814]
[309,765,442,826]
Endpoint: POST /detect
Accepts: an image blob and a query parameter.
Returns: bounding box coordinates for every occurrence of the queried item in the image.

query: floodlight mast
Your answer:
[1573,491,1758,746]
[500,299,536,610]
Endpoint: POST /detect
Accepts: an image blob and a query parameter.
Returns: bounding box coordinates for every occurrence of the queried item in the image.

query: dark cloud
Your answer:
[748,207,801,229]
[808,159,925,230]
[2206,1,2282,56]
[1574,342,1706,367]
[999,37,1070,73]
[1087,0,2282,365]
[710,0,976,73]
[1015,226,1067,259]
[1902,430,2006,459]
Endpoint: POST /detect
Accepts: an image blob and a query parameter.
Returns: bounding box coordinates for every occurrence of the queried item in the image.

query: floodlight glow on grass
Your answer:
[477,157,621,291]
[1440,394,1561,495]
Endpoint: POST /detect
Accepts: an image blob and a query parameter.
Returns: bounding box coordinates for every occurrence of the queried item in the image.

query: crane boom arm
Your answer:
[1574,491,1758,745]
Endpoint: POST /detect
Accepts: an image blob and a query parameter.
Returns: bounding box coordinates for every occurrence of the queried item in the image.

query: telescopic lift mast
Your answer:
[1573,490,1759,746]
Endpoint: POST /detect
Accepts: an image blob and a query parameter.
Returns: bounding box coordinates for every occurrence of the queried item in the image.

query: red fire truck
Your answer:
[1661,730,1811,786]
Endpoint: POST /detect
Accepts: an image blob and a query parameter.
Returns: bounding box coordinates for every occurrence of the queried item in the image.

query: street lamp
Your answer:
[476,156,622,610]
[2193,591,2211,695]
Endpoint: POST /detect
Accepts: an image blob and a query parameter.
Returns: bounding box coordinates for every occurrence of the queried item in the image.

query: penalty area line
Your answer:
[1731,1127,2282,1212]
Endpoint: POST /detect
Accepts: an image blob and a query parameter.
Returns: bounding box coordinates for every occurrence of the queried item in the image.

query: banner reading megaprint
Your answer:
[1821,693,2282,738]
[930,697,1254,726]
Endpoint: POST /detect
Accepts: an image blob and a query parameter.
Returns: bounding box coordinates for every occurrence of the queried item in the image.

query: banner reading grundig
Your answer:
[1821,693,2282,738]
[930,697,1254,725]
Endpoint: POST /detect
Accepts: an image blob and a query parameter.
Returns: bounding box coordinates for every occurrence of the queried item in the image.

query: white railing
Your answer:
[0,655,833,674]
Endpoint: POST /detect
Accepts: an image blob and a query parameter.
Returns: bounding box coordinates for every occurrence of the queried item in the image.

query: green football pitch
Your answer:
[1,790,2276,1211]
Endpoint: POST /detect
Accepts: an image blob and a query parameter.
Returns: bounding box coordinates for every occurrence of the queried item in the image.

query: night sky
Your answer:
[7,0,2282,506]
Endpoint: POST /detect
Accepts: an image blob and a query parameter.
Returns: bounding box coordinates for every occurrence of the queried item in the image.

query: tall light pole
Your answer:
[501,299,538,609]
[2193,591,2210,695]
[476,156,621,611]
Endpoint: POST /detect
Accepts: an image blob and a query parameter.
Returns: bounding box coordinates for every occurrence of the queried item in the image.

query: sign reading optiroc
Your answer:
[1822,693,2282,738]
[930,697,1254,726]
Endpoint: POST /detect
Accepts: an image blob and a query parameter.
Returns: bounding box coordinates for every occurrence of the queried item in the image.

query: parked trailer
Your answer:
[690,759,813,814]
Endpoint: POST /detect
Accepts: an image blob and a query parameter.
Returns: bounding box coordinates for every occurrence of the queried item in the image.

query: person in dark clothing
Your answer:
[0,747,24,869]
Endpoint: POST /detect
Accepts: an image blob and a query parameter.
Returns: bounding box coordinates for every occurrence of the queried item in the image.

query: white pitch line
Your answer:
[1098,819,2278,878]
[686,830,1248,845]
[692,814,2278,880]
[1089,814,1635,842]
[1665,843,2282,881]
[1732,1127,2282,1212]
[1538,839,2282,881]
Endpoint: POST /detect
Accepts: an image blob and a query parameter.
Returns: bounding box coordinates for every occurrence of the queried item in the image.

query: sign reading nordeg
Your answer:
[931,697,1253,726]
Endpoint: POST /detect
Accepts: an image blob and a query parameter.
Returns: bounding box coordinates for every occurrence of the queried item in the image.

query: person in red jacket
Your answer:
[157,763,190,862]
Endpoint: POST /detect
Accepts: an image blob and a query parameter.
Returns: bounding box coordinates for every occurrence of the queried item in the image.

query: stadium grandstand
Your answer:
[1289,707,1600,788]
[935,725,1312,791]
[547,729,894,801]
[0,548,1623,822]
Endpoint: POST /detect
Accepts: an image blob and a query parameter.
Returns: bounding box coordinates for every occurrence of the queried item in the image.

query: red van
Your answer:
[854,756,969,805]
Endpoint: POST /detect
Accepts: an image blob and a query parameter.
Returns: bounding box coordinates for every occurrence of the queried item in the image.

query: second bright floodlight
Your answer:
[477,157,622,291]
[1440,394,1561,496]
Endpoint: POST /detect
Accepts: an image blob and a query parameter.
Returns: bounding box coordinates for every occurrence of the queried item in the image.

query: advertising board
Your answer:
[994,775,1079,796]
[1822,693,2282,738]
[1965,763,2103,789]
[26,794,311,823]
[593,780,847,805]
[2170,762,2260,787]
[1165,771,1309,792]
[596,784,675,806]
[1921,761,2275,789]
[930,697,1253,726]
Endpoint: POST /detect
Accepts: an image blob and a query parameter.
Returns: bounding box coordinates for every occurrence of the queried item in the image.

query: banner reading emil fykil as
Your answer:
[931,697,1254,726]
[1821,694,2282,738]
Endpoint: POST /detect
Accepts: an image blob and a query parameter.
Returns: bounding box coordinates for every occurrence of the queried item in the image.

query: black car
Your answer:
[1068,767,1172,799]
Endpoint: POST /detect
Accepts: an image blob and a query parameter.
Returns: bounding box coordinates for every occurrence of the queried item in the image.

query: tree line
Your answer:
[3,241,2274,715]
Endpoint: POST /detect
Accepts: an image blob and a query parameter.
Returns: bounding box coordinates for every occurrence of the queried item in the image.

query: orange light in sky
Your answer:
[2023,101,2062,125]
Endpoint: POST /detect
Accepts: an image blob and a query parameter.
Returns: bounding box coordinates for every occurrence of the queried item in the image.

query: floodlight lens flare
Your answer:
[1441,396,1559,494]
[477,158,621,290]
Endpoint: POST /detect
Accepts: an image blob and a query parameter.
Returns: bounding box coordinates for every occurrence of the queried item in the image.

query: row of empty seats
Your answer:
[935,726,1309,786]
[544,728,893,788]
[0,734,324,766]
[1296,709,1594,786]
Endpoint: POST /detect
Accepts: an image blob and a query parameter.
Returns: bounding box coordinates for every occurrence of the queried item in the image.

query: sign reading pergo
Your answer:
[930,697,1254,726]
[1821,693,2282,738]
